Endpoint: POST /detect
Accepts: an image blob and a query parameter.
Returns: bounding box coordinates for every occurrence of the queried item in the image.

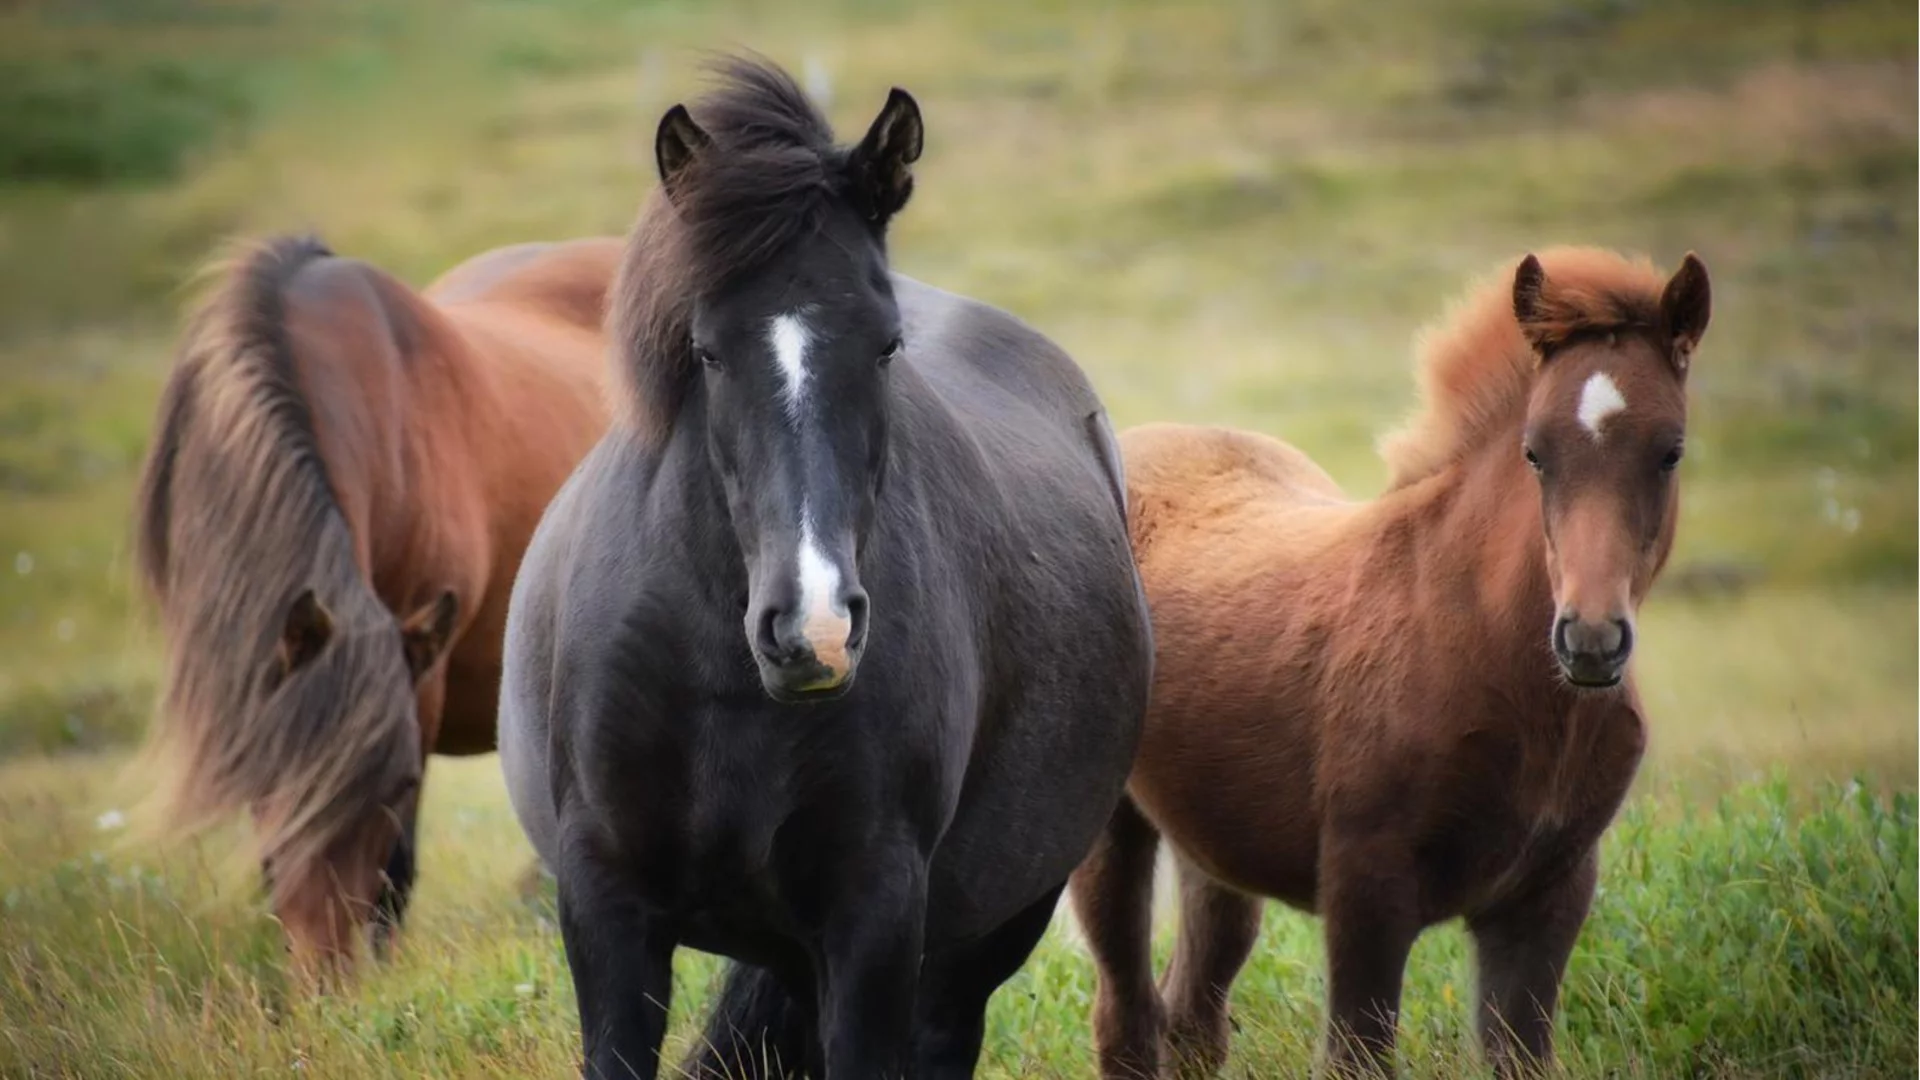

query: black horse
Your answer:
[499,59,1152,1079]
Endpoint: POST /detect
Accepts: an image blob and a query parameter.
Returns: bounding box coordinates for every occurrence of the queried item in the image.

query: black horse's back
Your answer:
[498,56,1149,1079]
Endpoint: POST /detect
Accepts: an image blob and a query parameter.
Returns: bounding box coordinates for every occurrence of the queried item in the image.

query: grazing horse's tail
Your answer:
[682,963,820,1079]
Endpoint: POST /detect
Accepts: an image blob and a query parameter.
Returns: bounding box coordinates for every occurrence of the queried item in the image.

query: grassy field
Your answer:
[0,0,1914,1076]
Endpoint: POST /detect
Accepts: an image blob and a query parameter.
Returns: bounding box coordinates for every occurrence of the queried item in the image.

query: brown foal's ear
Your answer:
[1511,253,1553,355]
[848,87,923,225]
[400,590,459,680]
[1661,251,1712,374]
[277,588,333,677]
[655,103,713,204]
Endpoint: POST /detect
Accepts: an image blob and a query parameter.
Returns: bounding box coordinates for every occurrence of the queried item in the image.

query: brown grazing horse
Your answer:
[1070,248,1711,1077]
[134,234,618,975]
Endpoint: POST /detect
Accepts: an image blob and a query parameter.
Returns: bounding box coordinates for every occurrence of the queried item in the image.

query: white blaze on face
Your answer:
[768,312,812,424]
[768,310,852,681]
[1576,371,1628,439]
[795,509,852,679]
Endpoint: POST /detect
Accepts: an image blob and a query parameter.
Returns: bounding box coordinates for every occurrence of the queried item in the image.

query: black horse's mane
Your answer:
[611,56,860,442]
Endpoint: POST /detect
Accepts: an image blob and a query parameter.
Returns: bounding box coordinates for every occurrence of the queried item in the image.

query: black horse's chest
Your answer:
[574,688,909,931]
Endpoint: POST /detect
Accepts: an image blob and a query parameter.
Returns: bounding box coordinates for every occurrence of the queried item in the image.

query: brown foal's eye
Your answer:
[1659,445,1684,472]
[1524,446,1542,473]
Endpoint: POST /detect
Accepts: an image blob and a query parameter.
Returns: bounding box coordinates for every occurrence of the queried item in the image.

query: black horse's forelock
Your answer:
[612,55,867,443]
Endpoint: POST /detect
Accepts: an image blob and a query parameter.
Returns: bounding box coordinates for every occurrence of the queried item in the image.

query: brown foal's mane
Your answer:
[609,56,851,443]
[1377,247,1669,489]
[134,235,416,882]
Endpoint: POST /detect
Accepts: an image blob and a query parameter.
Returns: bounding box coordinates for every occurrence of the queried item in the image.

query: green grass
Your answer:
[0,0,1913,1075]
[1,758,1911,1078]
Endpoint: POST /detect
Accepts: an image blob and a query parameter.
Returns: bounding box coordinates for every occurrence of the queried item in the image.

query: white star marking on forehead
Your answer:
[768,313,812,423]
[1576,372,1627,438]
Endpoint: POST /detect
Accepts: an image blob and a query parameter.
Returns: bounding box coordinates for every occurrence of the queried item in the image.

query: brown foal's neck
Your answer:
[1411,428,1573,700]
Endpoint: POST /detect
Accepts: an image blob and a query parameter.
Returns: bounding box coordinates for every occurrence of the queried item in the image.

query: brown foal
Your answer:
[1070,248,1711,1077]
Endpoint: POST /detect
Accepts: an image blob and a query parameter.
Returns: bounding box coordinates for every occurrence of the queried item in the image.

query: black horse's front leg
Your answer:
[558,847,675,1080]
[816,847,927,1080]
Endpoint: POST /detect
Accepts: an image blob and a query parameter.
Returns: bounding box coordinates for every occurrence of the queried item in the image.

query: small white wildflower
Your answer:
[515,982,536,997]
[1841,507,1861,534]
[12,552,30,576]
[1822,497,1840,523]
[54,618,75,643]
[96,809,126,832]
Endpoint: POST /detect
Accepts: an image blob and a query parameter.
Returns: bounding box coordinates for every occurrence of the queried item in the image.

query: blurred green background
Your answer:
[0,0,1912,1076]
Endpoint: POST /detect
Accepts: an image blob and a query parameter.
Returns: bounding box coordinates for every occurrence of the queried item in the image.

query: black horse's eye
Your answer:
[879,337,903,367]
[1659,444,1684,472]
[1524,446,1542,473]
[694,344,721,370]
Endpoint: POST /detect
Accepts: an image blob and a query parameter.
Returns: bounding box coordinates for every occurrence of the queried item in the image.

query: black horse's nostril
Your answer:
[755,606,798,666]
[844,590,870,652]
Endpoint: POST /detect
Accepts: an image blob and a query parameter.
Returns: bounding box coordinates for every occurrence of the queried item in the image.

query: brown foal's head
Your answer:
[1515,252,1710,688]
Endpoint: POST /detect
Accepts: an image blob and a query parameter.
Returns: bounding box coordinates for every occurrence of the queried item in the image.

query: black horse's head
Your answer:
[647,66,923,703]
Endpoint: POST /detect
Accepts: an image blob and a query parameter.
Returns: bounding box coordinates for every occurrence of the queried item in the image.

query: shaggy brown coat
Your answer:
[1071,248,1710,1078]
[134,235,618,974]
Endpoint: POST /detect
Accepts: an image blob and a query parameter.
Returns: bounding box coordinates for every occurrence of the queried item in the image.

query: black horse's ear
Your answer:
[277,587,332,678]
[400,590,459,680]
[849,87,923,226]
[1661,251,1711,374]
[655,104,712,203]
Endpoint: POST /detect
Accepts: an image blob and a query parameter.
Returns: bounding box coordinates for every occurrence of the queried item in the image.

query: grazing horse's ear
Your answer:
[277,588,333,678]
[1512,253,1552,356]
[1660,251,1711,374]
[849,88,923,226]
[655,104,712,204]
[400,590,459,681]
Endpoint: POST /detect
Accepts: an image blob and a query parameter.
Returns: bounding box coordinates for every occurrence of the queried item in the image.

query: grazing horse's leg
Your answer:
[558,848,674,1080]
[1068,794,1166,1080]
[1320,846,1421,1078]
[816,848,927,1079]
[371,795,421,960]
[1160,858,1262,1078]
[1468,852,1597,1079]
[912,881,1068,1080]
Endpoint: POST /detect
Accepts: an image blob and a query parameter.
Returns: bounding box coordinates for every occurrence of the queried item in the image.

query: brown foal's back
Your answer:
[1071,248,1710,1078]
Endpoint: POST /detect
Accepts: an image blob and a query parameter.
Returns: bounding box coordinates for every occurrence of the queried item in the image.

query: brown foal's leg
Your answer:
[1319,854,1422,1078]
[1069,794,1167,1079]
[1468,851,1598,1078]
[1160,857,1263,1078]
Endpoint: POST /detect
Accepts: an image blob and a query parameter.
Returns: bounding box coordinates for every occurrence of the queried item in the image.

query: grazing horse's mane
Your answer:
[610,56,854,442]
[134,235,415,879]
[1378,247,1668,489]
